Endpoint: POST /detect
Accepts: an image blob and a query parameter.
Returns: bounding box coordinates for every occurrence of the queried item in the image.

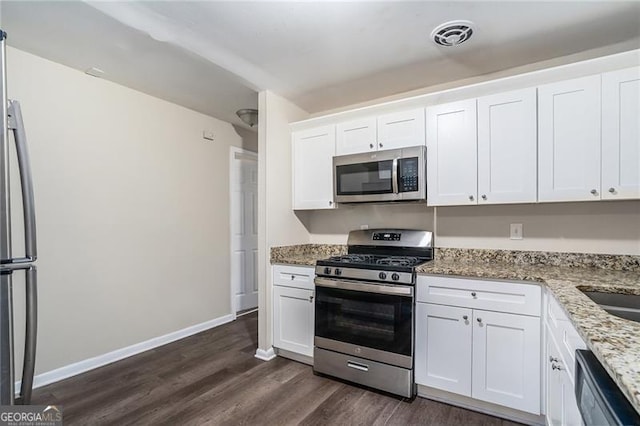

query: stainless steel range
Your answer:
[313,229,433,398]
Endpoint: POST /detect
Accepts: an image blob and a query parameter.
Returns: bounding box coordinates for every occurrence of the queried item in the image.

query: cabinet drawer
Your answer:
[272,264,315,290]
[417,276,541,316]
[546,292,586,382]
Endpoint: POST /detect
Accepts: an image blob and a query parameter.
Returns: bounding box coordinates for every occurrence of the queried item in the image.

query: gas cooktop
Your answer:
[315,229,433,285]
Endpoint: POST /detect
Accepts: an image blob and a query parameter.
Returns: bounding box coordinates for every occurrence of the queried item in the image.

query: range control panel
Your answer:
[372,232,401,241]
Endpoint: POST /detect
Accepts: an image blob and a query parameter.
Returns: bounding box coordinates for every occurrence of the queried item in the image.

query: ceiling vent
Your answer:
[431,20,474,47]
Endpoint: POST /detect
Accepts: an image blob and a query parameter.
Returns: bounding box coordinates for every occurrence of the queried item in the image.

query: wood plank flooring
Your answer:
[32,312,522,425]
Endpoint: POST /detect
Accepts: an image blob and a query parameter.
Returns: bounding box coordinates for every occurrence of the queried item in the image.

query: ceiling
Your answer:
[1,1,639,126]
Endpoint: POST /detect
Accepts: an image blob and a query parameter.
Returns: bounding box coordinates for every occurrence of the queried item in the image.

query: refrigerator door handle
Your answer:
[7,100,37,262]
[19,265,36,405]
[0,263,37,405]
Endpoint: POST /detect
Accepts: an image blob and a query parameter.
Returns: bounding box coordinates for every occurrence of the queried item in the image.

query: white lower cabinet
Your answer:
[546,329,583,426]
[272,265,315,358]
[416,276,542,415]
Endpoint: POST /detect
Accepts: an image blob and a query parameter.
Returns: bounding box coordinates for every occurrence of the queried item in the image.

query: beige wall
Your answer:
[257,91,310,352]
[308,202,640,255]
[7,47,254,375]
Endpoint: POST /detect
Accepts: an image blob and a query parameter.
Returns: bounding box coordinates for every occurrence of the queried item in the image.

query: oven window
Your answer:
[315,286,412,356]
[336,160,394,195]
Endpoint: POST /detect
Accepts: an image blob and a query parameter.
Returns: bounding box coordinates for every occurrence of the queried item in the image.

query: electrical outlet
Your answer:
[203,130,215,141]
[510,223,523,240]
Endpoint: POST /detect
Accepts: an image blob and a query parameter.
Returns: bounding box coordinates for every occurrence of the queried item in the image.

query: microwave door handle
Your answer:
[392,158,399,194]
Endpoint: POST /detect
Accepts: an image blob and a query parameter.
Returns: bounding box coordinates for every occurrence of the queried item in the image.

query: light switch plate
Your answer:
[510,223,523,240]
[203,130,215,141]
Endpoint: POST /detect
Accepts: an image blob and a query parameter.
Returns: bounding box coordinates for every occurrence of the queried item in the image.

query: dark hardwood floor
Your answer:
[33,312,522,425]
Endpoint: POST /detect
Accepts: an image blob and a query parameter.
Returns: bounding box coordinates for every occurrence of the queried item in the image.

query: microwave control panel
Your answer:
[398,157,419,192]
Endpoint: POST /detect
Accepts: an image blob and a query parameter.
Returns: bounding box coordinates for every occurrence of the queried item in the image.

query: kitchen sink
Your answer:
[581,291,640,323]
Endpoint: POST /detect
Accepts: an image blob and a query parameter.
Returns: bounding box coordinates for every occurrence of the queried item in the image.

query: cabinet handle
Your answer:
[369,143,374,149]
[469,195,474,201]
[481,194,487,200]
[476,318,482,323]
[471,292,477,297]
[379,143,383,148]
[462,315,468,320]
[608,187,615,193]
[590,189,598,195]
[549,356,559,363]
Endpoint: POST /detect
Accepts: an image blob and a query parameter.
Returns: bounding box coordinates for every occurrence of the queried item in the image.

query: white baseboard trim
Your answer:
[255,347,276,361]
[15,313,235,393]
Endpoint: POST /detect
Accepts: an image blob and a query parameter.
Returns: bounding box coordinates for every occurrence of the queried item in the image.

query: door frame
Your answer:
[229,146,259,319]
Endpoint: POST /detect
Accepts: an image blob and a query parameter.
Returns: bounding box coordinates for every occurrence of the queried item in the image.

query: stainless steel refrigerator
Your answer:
[0,29,38,406]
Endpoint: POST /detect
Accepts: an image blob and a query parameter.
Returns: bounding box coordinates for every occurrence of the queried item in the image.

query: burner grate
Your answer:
[375,256,420,267]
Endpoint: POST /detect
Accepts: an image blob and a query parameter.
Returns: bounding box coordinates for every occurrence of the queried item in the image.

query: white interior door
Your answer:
[230,148,258,313]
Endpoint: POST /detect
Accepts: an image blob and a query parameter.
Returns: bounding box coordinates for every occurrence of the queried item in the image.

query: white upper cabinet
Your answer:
[336,118,377,155]
[292,125,336,210]
[377,108,426,151]
[538,75,602,202]
[336,109,426,156]
[477,88,538,204]
[427,99,478,206]
[602,66,640,200]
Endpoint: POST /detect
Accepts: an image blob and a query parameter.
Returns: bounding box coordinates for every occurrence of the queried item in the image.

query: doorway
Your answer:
[230,147,258,315]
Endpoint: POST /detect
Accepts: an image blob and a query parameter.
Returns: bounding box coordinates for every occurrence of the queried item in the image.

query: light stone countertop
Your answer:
[270,245,640,414]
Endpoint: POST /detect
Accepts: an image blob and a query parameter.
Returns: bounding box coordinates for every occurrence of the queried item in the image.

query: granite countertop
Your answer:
[271,244,640,413]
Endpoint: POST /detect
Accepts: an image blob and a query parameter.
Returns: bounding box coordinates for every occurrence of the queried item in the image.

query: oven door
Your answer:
[314,277,414,369]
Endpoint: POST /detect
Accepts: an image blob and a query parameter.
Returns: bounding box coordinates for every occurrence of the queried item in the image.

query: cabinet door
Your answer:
[478,88,537,204]
[546,329,582,426]
[415,303,472,396]
[426,99,478,206]
[273,286,314,357]
[377,108,426,150]
[538,75,601,202]
[292,126,336,210]
[336,117,377,155]
[472,310,541,415]
[602,67,640,200]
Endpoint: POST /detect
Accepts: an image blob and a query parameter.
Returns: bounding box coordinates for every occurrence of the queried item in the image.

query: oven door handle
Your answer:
[314,277,413,297]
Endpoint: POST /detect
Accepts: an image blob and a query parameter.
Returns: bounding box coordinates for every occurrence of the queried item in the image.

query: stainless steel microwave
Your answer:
[334,145,426,203]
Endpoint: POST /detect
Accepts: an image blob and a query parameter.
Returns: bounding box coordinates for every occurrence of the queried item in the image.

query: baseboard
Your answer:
[417,384,545,426]
[255,347,276,361]
[274,348,313,366]
[15,313,235,393]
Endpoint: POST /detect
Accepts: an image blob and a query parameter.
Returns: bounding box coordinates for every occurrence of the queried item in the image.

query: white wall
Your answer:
[257,91,310,352]
[6,47,255,375]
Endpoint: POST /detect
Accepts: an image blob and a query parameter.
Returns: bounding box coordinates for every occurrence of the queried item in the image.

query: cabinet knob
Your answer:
[462,315,468,320]
[329,200,333,206]
[369,143,374,149]
[309,295,314,302]
[379,143,383,148]
[549,356,559,363]
[476,318,482,323]
[471,292,477,297]
[590,189,598,195]
[552,363,564,371]
[481,194,487,200]
[469,195,474,201]
[609,187,616,193]
[290,275,295,280]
